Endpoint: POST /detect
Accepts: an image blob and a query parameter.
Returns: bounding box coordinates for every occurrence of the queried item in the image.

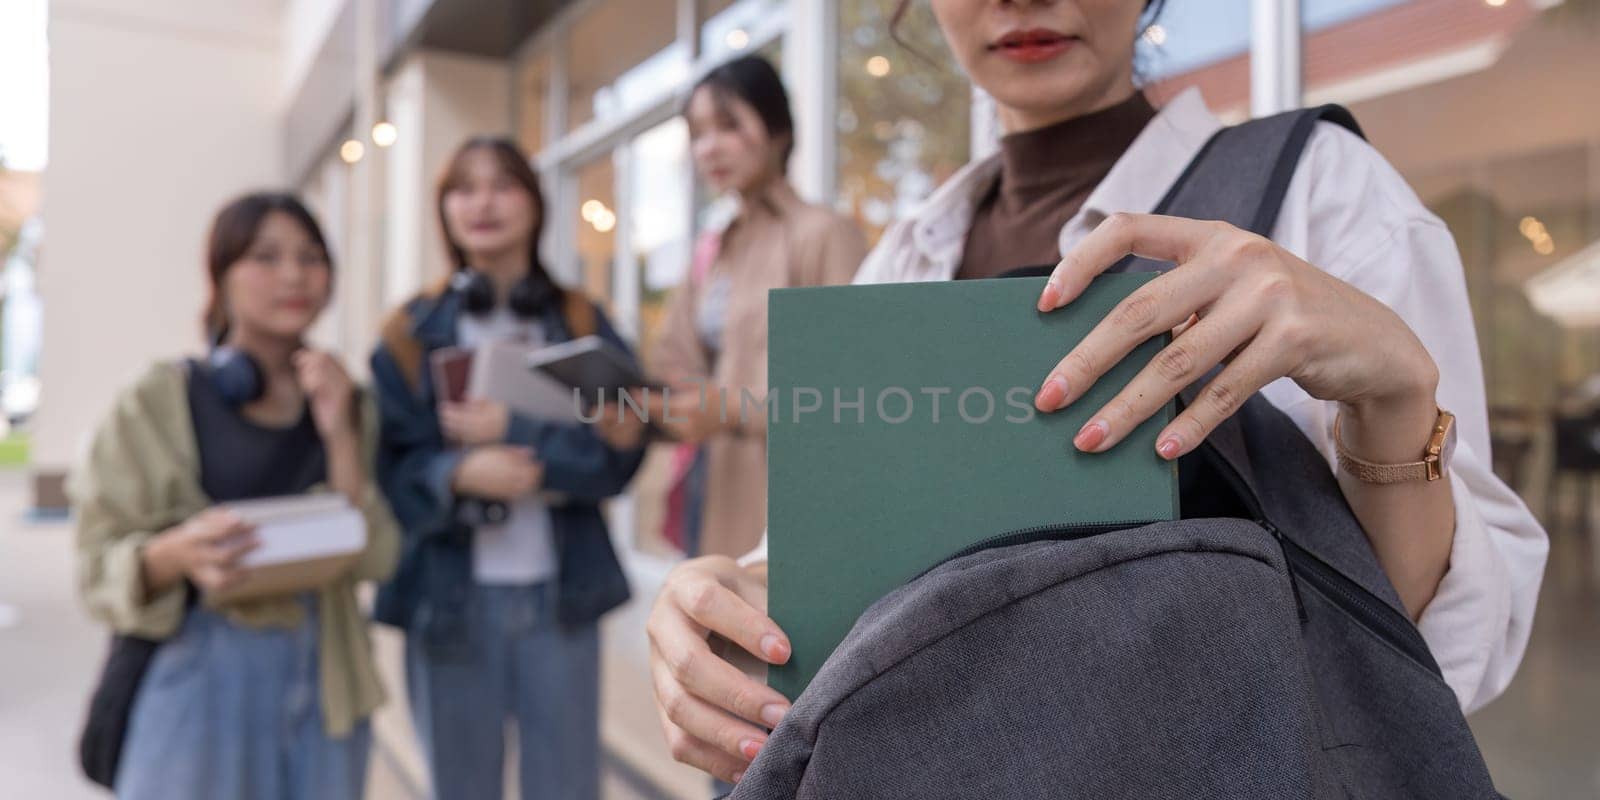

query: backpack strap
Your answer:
[560,289,598,339]
[1158,104,1361,235]
[1131,106,1362,503]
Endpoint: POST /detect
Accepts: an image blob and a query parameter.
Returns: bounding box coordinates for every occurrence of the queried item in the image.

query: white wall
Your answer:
[34,0,285,487]
[282,0,348,106]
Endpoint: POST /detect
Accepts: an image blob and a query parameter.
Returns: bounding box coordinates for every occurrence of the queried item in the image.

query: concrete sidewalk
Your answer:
[0,470,701,799]
[0,470,427,799]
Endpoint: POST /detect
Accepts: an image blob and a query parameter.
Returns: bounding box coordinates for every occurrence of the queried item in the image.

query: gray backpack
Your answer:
[730,107,1501,799]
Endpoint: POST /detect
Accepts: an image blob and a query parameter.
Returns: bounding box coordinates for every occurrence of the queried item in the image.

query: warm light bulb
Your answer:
[1519,216,1540,238]
[1533,236,1554,255]
[1143,24,1168,46]
[593,210,617,233]
[339,139,365,164]
[372,121,398,148]
[1484,0,1507,7]
[582,199,605,222]
[866,56,891,77]
[725,28,750,50]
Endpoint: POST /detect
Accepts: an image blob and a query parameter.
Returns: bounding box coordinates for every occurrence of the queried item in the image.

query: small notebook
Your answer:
[525,335,661,407]
[206,494,367,602]
[430,347,473,403]
[466,340,581,422]
[766,275,1179,700]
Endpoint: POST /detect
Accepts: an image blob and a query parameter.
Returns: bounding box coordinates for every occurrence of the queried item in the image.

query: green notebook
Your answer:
[766,275,1178,700]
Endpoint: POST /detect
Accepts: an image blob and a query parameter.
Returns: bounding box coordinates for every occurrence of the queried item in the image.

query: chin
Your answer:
[460,234,509,255]
[266,314,318,341]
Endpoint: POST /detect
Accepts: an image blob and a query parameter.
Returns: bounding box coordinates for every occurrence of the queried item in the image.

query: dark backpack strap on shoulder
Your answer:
[1152,103,1361,236]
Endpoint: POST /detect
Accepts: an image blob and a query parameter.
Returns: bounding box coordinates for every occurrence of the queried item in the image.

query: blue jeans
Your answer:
[407,582,600,800]
[115,603,370,800]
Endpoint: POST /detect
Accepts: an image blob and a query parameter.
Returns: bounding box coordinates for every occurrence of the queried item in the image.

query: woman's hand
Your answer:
[648,384,733,444]
[451,444,543,501]
[294,349,357,442]
[141,508,260,596]
[648,556,793,784]
[1032,213,1440,460]
[440,399,511,446]
[593,394,649,450]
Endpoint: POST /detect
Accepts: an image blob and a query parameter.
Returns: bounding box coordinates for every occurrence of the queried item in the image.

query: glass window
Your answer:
[572,156,616,309]
[1140,0,1252,116]
[1310,1,1600,506]
[835,0,971,245]
[567,0,690,134]
[627,118,693,363]
[699,0,782,62]
[517,50,551,156]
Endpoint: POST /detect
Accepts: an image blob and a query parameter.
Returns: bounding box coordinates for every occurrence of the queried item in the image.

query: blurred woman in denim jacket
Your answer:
[370,137,646,800]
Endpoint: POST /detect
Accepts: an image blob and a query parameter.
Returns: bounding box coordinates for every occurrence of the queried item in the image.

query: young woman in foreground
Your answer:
[646,0,1547,784]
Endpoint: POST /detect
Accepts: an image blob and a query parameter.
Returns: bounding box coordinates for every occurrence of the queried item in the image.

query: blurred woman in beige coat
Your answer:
[650,55,867,558]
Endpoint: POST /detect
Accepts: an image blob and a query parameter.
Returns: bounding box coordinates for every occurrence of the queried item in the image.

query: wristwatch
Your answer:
[1334,407,1457,484]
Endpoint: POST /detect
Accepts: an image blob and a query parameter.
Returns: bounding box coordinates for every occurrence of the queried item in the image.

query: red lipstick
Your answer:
[991,28,1075,63]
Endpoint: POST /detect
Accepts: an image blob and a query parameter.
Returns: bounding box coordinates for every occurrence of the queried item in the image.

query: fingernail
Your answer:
[1037,280,1061,311]
[1157,435,1183,460]
[1074,419,1108,452]
[761,635,790,663]
[733,770,746,783]
[1034,375,1069,412]
[760,703,787,728]
[740,739,765,760]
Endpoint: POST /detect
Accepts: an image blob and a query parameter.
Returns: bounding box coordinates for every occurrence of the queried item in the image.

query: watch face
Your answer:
[1439,413,1458,472]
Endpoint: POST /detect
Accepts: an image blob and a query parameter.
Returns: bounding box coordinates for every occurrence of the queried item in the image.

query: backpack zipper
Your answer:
[1269,521,1438,673]
[917,519,1157,582]
[1197,442,1441,676]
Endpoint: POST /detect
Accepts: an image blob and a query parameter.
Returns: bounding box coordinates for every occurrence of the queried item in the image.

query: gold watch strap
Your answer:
[1333,414,1431,485]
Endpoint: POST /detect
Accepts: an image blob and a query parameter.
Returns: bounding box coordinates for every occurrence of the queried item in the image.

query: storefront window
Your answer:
[1141,0,1252,115]
[699,0,782,62]
[518,50,550,156]
[1310,1,1599,504]
[836,0,971,245]
[573,156,616,308]
[628,118,693,362]
[567,0,689,134]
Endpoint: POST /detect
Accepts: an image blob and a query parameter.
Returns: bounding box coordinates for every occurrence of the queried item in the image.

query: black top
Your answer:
[186,360,326,502]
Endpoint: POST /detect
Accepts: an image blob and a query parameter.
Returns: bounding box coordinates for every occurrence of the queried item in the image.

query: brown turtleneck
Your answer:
[957,92,1156,280]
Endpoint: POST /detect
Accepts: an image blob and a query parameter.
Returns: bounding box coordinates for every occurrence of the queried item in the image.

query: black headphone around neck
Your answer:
[452,267,556,319]
[206,345,266,407]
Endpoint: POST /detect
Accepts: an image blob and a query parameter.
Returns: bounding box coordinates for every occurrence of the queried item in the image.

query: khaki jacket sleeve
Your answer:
[348,390,400,582]
[347,392,400,582]
[68,363,201,640]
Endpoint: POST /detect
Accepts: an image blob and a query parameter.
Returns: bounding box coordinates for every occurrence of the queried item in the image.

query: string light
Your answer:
[866,56,891,77]
[1519,215,1555,255]
[372,121,398,147]
[339,139,364,164]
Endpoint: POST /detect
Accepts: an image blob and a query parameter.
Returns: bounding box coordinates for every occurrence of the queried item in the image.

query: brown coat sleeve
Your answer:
[798,212,869,288]
[650,252,713,383]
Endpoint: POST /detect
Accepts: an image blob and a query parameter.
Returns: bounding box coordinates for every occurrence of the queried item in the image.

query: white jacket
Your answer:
[746,88,1547,714]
